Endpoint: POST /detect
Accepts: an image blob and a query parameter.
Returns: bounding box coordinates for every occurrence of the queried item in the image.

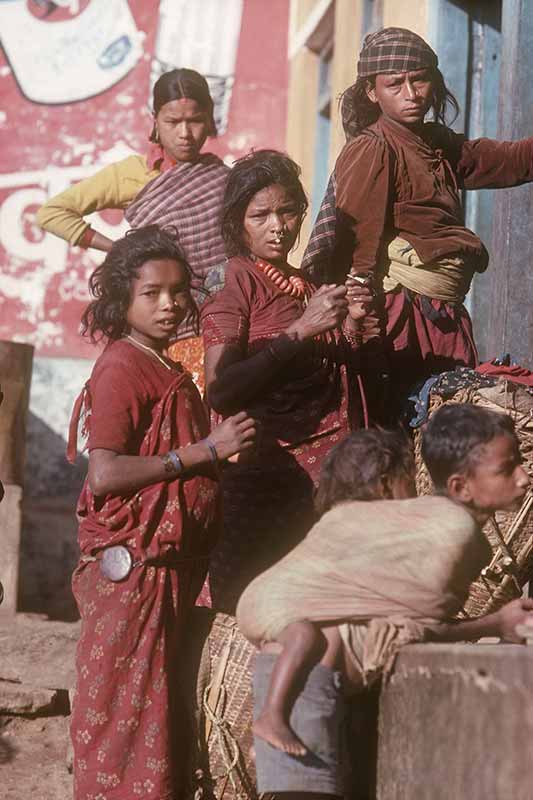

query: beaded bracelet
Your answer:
[342,325,364,347]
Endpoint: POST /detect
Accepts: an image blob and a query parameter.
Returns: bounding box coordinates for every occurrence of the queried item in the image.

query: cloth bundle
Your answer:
[237,496,491,685]
[381,236,474,303]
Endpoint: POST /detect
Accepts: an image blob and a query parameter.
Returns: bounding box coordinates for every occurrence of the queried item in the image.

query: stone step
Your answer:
[0,614,79,692]
[0,680,69,715]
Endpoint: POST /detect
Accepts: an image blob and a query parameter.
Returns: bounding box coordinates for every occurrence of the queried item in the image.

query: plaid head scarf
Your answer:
[357,27,438,78]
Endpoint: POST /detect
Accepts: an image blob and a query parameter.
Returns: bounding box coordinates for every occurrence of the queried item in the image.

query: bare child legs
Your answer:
[253,622,341,755]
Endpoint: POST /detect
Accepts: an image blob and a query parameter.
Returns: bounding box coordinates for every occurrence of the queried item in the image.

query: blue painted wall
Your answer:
[428,0,502,360]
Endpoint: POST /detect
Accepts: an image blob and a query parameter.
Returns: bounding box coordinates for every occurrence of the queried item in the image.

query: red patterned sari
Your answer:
[68,341,220,800]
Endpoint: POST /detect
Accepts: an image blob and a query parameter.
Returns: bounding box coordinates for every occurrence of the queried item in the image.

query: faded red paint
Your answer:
[0,0,288,358]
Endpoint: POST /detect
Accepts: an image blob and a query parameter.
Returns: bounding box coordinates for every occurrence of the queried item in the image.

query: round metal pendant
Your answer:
[100,545,133,582]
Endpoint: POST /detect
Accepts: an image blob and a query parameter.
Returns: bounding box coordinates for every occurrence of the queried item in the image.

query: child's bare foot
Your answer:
[253,710,307,756]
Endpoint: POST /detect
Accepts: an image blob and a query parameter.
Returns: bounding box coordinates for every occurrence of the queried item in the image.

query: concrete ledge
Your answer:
[377,643,533,800]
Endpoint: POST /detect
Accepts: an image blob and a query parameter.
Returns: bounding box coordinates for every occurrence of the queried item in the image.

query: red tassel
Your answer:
[66,384,90,463]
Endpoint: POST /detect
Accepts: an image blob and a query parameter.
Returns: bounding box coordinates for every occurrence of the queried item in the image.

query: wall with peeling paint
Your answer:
[0,0,289,617]
[0,0,289,357]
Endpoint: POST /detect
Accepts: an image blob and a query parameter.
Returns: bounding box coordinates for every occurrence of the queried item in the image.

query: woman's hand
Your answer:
[345,274,373,321]
[208,411,257,461]
[288,284,348,341]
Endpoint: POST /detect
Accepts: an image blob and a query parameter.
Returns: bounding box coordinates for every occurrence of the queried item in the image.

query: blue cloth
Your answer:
[253,653,345,795]
[408,367,497,428]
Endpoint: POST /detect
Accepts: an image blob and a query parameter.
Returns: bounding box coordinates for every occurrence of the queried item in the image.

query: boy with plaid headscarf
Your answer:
[303,27,533,421]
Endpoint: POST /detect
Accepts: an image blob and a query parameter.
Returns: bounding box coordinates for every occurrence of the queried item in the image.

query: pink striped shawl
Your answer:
[125,153,230,336]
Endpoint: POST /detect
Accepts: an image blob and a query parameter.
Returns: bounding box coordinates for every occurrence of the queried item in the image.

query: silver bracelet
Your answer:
[161,450,183,475]
[203,438,218,464]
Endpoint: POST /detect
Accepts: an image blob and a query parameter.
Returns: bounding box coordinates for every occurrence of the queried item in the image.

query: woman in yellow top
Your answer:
[37,68,230,383]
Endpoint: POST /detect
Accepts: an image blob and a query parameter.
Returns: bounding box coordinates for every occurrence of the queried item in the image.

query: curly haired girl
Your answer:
[67,225,255,800]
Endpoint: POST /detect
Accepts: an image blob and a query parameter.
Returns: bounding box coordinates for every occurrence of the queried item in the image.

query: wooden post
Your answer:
[486,0,533,368]
[0,340,34,615]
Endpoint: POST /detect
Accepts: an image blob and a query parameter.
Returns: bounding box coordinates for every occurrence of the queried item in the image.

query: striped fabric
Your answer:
[301,173,337,285]
[357,27,438,78]
[125,153,230,336]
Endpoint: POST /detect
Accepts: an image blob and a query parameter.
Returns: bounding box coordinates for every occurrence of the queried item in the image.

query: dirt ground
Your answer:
[1,715,72,800]
[0,614,78,800]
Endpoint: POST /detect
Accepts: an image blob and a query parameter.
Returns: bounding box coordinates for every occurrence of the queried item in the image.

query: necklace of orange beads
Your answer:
[254,258,314,304]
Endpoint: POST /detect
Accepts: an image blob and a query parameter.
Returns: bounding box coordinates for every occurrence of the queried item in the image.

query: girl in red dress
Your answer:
[67,225,255,800]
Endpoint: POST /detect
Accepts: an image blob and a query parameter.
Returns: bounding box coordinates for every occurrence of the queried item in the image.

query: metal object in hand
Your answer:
[100,545,134,582]
[350,273,370,285]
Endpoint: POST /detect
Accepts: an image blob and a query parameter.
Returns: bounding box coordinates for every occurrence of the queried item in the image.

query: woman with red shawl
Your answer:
[201,150,372,613]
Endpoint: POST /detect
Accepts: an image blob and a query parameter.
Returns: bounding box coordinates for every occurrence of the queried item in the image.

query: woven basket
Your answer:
[182,608,260,800]
[414,380,533,618]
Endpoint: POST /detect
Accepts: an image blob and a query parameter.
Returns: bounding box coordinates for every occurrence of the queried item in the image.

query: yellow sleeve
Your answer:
[36,155,159,246]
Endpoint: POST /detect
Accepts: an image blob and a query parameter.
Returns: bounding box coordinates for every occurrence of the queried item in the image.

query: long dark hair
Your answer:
[222,149,308,258]
[150,67,217,141]
[340,67,460,140]
[81,225,197,342]
[314,428,414,517]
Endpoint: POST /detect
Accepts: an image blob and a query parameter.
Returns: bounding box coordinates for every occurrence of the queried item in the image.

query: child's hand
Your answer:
[345,273,373,320]
[492,597,533,642]
[208,411,257,461]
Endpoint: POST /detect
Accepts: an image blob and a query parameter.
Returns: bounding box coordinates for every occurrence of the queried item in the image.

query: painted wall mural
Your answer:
[0,0,143,104]
[0,0,289,358]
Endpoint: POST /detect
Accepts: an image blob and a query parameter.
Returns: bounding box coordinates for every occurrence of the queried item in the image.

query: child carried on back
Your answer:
[237,405,531,798]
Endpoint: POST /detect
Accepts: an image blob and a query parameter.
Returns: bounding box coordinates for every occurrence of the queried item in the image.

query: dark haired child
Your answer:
[303,27,533,417]
[237,406,531,796]
[67,225,256,800]
[201,148,372,613]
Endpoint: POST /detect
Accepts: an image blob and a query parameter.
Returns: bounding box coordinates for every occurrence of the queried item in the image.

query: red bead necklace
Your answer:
[254,258,313,303]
